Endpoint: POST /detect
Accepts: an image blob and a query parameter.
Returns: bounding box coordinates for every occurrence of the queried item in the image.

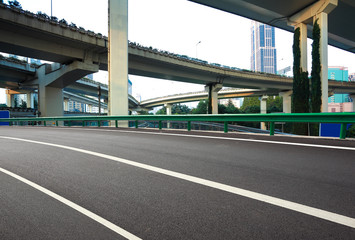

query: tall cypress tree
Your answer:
[292,27,309,135]
[310,19,322,135]
[292,28,301,114]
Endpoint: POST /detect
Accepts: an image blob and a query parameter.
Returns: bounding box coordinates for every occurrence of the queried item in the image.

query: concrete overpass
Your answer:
[1,1,355,115]
[0,3,295,116]
[1,55,355,116]
[140,89,277,108]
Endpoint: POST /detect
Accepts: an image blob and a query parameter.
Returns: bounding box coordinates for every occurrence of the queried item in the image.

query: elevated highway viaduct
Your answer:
[1,2,355,116]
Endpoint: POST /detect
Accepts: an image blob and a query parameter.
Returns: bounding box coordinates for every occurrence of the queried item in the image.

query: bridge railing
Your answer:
[0,113,354,139]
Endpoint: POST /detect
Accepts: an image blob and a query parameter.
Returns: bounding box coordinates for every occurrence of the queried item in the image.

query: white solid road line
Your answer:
[64,127,355,151]
[1,135,355,229]
[0,166,141,240]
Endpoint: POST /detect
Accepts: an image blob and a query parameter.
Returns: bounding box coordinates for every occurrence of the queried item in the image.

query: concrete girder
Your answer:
[288,0,338,26]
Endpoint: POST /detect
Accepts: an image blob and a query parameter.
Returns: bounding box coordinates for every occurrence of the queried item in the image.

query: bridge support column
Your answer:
[63,99,69,112]
[108,0,129,127]
[205,83,222,114]
[37,66,63,117]
[288,1,337,113]
[165,103,172,128]
[87,104,93,113]
[6,91,14,107]
[260,95,268,130]
[316,12,329,112]
[279,90,292,113]
[26,93,34,109]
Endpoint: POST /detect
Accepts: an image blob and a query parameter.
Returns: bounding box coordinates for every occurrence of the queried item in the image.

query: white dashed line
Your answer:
[1,135,355,229]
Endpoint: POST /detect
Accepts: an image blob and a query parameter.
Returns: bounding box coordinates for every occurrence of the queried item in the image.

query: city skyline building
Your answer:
[250,21,277,74]
[328,66,353,112]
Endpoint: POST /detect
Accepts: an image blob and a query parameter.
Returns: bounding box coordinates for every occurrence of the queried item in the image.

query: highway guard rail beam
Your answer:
[0,113,354,139]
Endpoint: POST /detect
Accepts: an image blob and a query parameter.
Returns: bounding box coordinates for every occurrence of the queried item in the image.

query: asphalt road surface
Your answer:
[0,126,354,239]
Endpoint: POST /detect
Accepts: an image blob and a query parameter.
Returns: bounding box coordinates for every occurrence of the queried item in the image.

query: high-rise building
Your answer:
[250,21,277,74]
[328,66,353,112]
[328,66,349,103]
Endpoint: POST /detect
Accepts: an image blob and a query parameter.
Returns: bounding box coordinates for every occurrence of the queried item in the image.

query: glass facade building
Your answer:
[328,66,349,103]
[250,21,277,74]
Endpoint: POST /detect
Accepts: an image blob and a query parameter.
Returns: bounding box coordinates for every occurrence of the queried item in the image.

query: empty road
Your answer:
[0,126,354,239]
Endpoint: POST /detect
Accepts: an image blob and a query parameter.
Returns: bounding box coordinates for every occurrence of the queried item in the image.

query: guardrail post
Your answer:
[135,120,138,128]
[224,121,228,133]
[340,123,347,139]
[270,122,275,136]
[159,120,162,130]
[56,121,58,127]
[187,121,191,131]
[115,120,118,128]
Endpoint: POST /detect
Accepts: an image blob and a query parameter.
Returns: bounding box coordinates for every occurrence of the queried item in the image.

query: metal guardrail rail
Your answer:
[0,113,354,139]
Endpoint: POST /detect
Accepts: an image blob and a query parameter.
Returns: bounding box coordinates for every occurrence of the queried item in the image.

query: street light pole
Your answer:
[51,0,52,17]
[196,41,201,58]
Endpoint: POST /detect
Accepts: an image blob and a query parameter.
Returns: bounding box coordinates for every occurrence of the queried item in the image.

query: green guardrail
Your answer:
[0,112,354,139]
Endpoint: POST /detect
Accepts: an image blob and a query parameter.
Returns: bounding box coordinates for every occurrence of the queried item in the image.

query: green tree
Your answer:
[241,97,260,112]
[34,98,38,109]
[225,99,241,114]
[8,0,21,8]
[137,110,152,115]
[191,100,207,114]
[20,99,27,108]
[172,104,191,114]
[14,97,18,108]
[292,27,309,135]
[218,104,227,114]
[156,107,166,115]
[310,19,322,135]
[267,96,283,113]
[156,104,191,115]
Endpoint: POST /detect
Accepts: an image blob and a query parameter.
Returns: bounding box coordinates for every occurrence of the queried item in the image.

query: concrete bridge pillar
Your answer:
[6,91,14,107]
[279,90,292,113]
[63,99,69,111]
[37,65,63,117]
[260,95,268,130]
[288,0,337,113]
[26,93,34,108]
[205,83,222,114]
[165,103,172,128]
[316,12,329,112]
[108,0,129,127]
[87,104,93,113]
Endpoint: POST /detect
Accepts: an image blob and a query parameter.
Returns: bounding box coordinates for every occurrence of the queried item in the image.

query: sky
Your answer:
[1,0,355,104]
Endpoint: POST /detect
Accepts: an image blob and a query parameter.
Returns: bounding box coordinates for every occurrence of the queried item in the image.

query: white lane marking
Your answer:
[60,127,355,151]
[1,136,355,229]
[0,166,141,240]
